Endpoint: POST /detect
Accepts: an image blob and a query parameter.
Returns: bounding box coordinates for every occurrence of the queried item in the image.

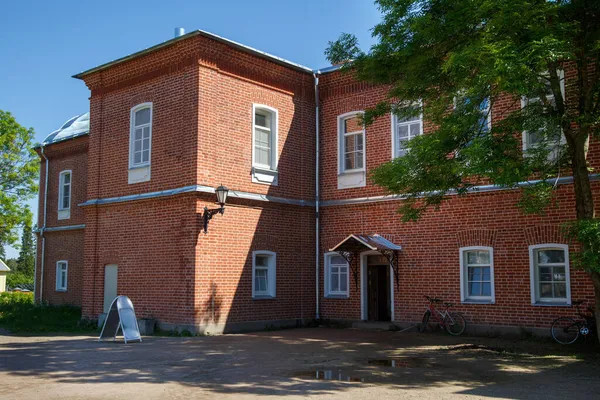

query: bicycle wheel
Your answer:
[551,317,580,345]
[419,310,431,333]
[444,312,467,336]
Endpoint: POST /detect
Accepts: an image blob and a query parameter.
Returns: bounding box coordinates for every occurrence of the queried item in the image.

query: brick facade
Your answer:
[35,31,595,335]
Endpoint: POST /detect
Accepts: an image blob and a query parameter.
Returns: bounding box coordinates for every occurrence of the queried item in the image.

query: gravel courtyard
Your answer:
[1,327,598,399]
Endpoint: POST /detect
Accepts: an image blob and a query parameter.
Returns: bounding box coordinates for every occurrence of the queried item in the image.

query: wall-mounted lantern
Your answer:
[203,185,229,233]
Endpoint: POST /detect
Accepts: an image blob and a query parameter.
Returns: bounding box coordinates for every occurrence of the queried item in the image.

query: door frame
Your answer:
[360,251,394,322]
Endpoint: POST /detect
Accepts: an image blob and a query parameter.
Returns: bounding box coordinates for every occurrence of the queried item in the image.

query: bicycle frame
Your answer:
[425,302,451,327]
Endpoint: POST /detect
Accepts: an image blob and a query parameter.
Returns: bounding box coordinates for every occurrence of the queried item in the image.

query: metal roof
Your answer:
[41,112,89,146]
[73,29,314,79]
[329,234,402,252]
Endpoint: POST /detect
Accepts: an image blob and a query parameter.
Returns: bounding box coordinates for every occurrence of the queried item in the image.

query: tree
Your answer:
[326,0,600,339]
[0,110,38,246]
[16,222,35,277]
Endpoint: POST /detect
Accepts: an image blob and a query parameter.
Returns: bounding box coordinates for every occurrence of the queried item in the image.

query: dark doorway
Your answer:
[367,263,391,322]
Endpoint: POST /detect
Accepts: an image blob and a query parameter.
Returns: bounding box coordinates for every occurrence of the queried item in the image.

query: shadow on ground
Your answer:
[0,328,599,398]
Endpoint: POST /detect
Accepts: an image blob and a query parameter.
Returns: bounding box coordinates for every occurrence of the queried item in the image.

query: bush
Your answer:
[0,292,96,334]
[6,272,34,289]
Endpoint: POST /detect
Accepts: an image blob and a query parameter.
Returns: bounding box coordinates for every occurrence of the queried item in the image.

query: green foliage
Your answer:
[0,110,38,246]
[0,292,95,334]
[563,219,600,274]
[326,0,600,221]
[16,222,35,277]
[6,271,33,289]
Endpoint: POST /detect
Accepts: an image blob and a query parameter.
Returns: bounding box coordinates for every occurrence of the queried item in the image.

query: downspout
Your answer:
[38,145,49,303]
[314,72,320,320]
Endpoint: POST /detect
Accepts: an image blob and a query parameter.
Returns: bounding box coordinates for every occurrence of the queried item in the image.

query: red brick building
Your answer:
[35,29,595,335]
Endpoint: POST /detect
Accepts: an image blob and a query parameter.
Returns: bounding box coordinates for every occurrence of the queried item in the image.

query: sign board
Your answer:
[98,295,142,343]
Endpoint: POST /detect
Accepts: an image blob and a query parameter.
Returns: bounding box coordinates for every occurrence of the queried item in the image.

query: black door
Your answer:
[367,265,390,321]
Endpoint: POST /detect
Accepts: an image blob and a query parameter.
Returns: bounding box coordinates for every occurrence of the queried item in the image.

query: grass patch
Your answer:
[0,292,97,334]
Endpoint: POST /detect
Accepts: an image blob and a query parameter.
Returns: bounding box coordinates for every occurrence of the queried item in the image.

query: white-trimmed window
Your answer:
[129,103,152,168]
[453,95,492,133]
[58,170,71,220]
[252,251,276,298]
[56,261,68,292]
[521,70,565,155]
[251,105,278,185]
[392,110,423,158]
[339,112,365,172]
[529,244,571,305]
[460,247,495,303]
[325,252,349,297]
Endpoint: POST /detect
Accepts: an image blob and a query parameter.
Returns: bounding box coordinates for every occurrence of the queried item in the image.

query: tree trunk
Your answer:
[567,132,600,342]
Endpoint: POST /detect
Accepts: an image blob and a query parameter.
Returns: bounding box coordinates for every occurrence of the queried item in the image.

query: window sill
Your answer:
[338,169,366,189]
[338,169,365,176]
[56,289,67,293]
[128,165,151,184]
[325,294,349,299]
[252,295,276,300]
[57,209,70,220]
[532,301,571,307]
[462,300,494,305]
[251,166,278,186]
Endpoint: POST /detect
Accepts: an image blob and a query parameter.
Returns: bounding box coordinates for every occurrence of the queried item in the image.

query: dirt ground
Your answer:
[0,327,599,399]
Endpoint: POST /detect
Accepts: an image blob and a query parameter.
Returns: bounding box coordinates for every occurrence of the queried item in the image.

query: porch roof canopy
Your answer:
[329,234,402,253]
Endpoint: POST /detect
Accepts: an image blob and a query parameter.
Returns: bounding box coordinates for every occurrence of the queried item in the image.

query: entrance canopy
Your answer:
[329,234,402,289]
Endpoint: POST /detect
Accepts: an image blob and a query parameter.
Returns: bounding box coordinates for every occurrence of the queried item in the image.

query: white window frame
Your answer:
[58,170,72,220]
[252,250,276,299]
[338,111,366,174]
[129,103,153,169]
[459,246,495,304]
[529,244,571,305]
[324,252,350,298]
[521,70,566,152]
[391,105,424,159]
[252,104,279,171]
[56,260,68,292]
[452,96,492,132]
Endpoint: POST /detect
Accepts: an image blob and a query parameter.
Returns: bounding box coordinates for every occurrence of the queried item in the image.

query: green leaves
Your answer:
[563,219,600,274]
[0,110,38,246]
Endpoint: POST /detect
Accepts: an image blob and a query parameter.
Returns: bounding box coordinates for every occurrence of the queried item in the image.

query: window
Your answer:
[453,95,491,133]
[529,244,571,305]
[56,261,68,291]
[251,105,278,185]
[521,71,565,156]
[459,247,495,303]
[252,251,276,298]
[392,109,423,158]
[325,253,349,297]
[129,103,152,168]
[339,113,365,172]
[58,170,71,220]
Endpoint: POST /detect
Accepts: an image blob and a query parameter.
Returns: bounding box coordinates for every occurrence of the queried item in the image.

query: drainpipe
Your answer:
[314,72,321,320]
[38,145,49,303]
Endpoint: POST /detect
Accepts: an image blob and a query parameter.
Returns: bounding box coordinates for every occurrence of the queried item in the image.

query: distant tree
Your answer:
[0,110,38,246]
[16,222,35,277]
[5,259,18,271]
[0,243,5,261]
[326,0,600,340]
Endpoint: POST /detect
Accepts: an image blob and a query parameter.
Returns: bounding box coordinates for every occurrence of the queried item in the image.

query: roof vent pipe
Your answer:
[174,27,185,38]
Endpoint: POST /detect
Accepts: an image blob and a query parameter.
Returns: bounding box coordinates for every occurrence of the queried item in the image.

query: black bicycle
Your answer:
[550,300,596,345]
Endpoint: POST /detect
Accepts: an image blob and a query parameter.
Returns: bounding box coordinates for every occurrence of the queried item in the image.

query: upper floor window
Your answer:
[339,112,365,172]
[58,170,71,220]
[252,105,278,171]
[521,71,565,155]
[252,251,276,298]
[453,95,491,134]
[459,247,495,303]
[325,253,349,297]
[129,103,152,168]
[529,244,571,305]
[392,109,423,158]
[56,261,68,292]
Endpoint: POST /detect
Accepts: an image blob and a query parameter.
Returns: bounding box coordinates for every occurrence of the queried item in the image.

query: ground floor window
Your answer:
[459,247,494,303]
[252,251,276,298]
[56,261,68,291]
[529,244,570,305]
[325,252,349,297]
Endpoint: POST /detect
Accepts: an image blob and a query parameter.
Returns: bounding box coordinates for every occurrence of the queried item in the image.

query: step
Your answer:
[352,321,396,331]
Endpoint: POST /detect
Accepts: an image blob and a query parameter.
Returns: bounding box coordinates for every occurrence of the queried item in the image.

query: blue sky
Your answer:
[0,0,381,258]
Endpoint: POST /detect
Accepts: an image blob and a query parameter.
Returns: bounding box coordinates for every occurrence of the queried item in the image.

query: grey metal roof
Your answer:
[41,112,89,146]
[329,234,402,252]
[73,29,314,79]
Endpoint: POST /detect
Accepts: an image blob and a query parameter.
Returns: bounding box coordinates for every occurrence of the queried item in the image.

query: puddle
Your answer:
[291,370,364,382]
[368,357,435,368]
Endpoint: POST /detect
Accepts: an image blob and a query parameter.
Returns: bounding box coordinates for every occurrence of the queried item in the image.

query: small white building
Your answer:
[0,259,9,292]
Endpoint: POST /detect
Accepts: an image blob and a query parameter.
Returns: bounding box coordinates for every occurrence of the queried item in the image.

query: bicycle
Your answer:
[419,295,467,336]
[550,300,597,345]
